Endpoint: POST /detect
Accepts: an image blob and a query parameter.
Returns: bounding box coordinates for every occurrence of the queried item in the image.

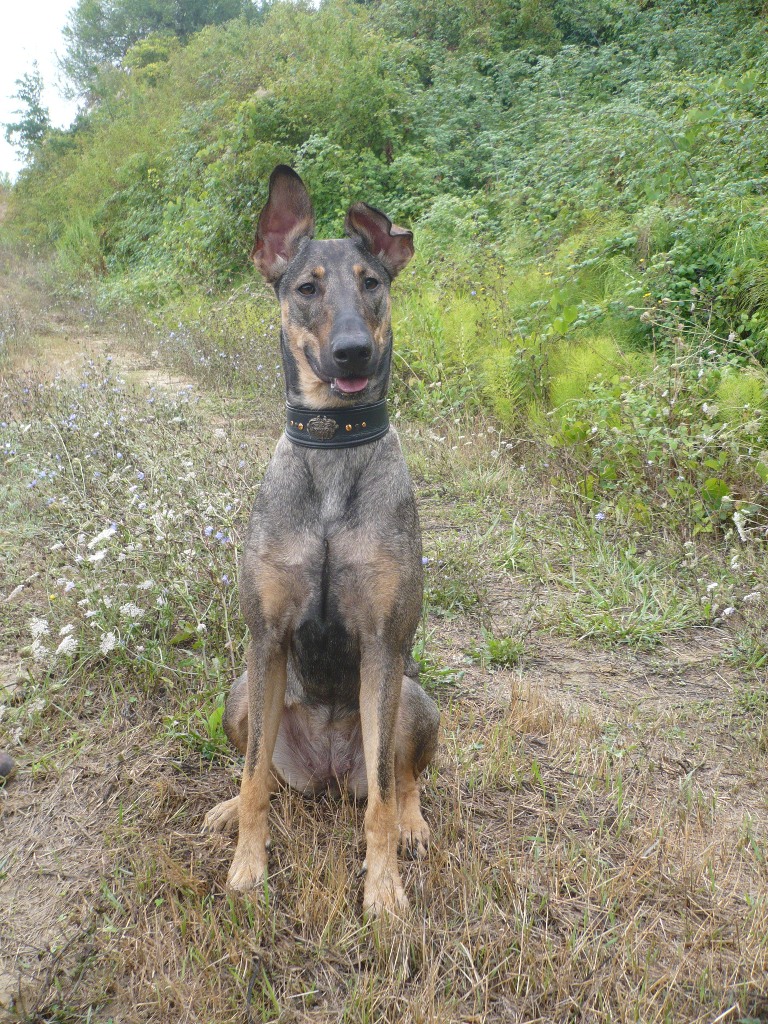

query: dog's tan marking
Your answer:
[227,644,287,892]
[312,265,325,278]
[282,319,352,410]
[358,642,407,915]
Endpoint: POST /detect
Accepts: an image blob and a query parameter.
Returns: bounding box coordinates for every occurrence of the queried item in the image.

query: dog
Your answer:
[204,166,440,916]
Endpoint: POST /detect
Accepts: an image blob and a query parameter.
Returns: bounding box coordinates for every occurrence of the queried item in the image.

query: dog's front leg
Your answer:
[359,639,407,916]
[227,638,286,892]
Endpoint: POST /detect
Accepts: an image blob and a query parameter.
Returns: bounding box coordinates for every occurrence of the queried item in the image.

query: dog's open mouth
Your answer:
[332,377,369,395]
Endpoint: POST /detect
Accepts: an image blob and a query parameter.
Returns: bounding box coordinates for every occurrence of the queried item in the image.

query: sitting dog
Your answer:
[205,166,439,915]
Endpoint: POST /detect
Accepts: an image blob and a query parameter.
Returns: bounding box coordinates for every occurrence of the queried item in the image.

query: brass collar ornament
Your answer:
[285,400,390,449]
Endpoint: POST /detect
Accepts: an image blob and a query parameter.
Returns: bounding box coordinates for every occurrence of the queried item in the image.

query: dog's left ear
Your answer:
[345,203,414,278]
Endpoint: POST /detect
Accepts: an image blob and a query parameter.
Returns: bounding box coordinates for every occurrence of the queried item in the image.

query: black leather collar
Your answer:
[285,399,389,448]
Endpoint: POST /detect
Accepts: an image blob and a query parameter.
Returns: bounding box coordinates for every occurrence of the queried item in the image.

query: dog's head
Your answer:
[251,166,414,409]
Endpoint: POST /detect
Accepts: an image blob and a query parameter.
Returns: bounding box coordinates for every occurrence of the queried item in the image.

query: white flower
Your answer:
[722,606,736,618]
[30,617,50,638]
[88,550,107,563]
[59,623,76,636]
[55,635,78,657]
[137,579,154,590]
[706,582,718,593]
[733,511,748,543]
[87,525,117,549]
[31,638,49,661]
[50,541,64,552]
[120,602,144,619]
[100,632,117,655]
[743,592,761,605]
[102,596,113,608]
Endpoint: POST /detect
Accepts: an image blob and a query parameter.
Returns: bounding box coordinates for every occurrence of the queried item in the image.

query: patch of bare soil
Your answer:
[4,329,196,393]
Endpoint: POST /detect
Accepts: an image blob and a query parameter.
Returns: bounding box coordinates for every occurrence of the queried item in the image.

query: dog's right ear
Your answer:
[251,166,315,283]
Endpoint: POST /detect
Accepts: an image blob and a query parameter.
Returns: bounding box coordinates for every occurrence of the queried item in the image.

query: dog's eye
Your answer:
[364,277,380,291]
[297,282,316,296]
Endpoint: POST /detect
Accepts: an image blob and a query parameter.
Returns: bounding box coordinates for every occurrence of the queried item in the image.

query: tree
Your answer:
[60,0,256,95]
[3,63,51,162]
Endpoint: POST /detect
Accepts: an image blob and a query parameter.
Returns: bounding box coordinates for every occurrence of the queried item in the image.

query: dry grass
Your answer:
[1,255,768,1023]
[5,683,768,1023]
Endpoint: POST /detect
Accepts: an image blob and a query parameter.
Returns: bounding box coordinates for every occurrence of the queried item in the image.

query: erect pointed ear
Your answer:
[251,166,315,283]
[344,202,414,278]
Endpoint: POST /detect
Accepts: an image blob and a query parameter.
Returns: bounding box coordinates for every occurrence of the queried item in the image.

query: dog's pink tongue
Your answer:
[333,377,369,394]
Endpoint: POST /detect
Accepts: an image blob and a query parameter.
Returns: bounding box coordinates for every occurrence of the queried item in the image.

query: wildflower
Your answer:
[88,550,107,563]
[100,632,117,655]
[120,602,144,619]
[59,623,75,636]
[31,638,49,662]
[733,511,748,543]
[137,579,154,590]
[204,526,213,537]
[30,617,50,638]
[595,511,606,521]
[221,575,230,586]
[55,635,78,657]
[743,592,761,605]
[88,525,117,549]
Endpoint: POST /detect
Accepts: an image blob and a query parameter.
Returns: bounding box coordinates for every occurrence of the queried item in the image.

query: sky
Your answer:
[0,0,81,180]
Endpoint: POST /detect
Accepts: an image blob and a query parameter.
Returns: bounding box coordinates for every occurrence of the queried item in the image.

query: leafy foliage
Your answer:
[3,63,51,161]
[60,0,254,93]
[4,0,768,536]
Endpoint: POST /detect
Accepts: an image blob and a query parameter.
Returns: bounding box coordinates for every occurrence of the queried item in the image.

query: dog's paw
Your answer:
[202,796,240,834]
[226,840,269,893]
[362,871,409,918]
[398,809,430,860]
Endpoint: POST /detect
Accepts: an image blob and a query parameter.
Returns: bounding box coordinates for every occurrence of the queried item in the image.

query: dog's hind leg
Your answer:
[203,671,249,833]
[203,669,281,834]
[395,675,439,859]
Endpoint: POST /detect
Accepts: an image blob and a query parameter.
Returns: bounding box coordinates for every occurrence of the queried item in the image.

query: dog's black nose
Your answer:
[331,333,373,373]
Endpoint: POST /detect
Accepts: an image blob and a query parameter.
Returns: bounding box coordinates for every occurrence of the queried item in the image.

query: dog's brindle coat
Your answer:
[204,166,439,915]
